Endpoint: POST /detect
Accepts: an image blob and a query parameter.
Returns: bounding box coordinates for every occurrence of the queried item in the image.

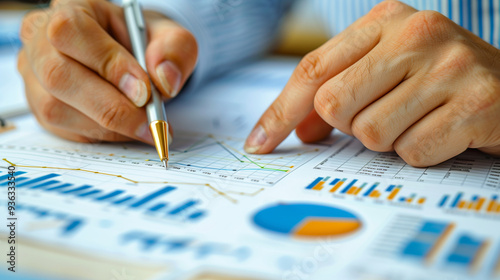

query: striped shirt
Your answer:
[139,0,500,89]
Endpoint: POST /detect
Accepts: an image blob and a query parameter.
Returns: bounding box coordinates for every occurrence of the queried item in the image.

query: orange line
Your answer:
[2,158,239,203]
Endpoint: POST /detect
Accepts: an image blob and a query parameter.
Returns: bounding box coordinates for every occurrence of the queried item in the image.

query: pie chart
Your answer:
[252,203,362,238]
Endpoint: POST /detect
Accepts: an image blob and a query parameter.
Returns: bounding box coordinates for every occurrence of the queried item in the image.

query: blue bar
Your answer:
[169,200,198,215]
[77,190,101,197]
[329,178,340,186]
[64,220,83,235]
[451,193,463,208]
[471,195,479,202]
[148,203,167,212]
[0,171,27,183]
[492,195,498,200]
[130,186,176,208]
[399,197,406,202]
[386,185,396,192]
[95,190,124,201]
[363,183,378,197]
[45,183,73,191]
[188,211,205,220]
[341,179,358,194]
[305,177,323,189]
[113,196,134,205]
[15,174,59,188]
[0,177,29,186]
[439,195,449,207]
[30,180,60,189]
[60,185,92,194]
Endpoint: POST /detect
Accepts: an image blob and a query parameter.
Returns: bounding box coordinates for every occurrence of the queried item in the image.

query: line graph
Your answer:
[2,158,266,203]
[0,132,326,185]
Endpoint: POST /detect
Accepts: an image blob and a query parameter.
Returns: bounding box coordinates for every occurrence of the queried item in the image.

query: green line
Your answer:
[242,155,264,168]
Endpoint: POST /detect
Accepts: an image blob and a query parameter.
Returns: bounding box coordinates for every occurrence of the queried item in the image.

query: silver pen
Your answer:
[123,0,170,169]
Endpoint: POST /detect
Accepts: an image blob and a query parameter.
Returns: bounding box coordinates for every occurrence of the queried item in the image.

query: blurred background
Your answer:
[0,0,327,121]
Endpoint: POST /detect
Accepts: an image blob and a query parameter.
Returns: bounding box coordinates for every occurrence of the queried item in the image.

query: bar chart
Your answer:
[438,193,500,214]
[400,221,454,263]
[445,234,489,270]
[314,138,500,189]
[305,177,426,206]
[371,216,454,266]
[15,203,85,236]
[0,171,206,222]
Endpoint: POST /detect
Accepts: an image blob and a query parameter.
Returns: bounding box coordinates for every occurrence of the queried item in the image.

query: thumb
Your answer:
[144,11,198,98]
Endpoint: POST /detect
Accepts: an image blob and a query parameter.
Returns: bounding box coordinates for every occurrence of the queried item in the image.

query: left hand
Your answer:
[244,0,500,167]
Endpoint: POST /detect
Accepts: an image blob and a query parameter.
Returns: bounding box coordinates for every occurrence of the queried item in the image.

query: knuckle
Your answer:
[41,56,68,92]
[396,144,426,167]
[98,46,122,81]
[20,10,47,42]
[295,51,325,82]
[314,85,341,124]
[40,97,64,125]
[46,8,78,47]
[431,43,475,76]
[97,103,129,131]
[368,0,406,19]
[403,10,450,44]
[351,117,387,151]
[265,102,295,134]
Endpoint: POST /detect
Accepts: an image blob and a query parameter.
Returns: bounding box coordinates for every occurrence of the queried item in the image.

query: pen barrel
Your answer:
[123,0,147,69]
[146,86,167,123]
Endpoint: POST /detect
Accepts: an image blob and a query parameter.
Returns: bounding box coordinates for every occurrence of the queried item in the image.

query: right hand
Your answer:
[18,0,198,143]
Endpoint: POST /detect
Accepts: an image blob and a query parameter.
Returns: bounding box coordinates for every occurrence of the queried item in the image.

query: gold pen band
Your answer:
[149,120,170,165]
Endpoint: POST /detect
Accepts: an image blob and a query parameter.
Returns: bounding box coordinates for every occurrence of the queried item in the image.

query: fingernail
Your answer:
[119,73,148,107]
[244,125,267,154]
[135,122,154,144]
[156,61,181,98]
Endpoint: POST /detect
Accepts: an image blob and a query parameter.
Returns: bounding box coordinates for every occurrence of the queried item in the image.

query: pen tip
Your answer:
[163,159,168,170]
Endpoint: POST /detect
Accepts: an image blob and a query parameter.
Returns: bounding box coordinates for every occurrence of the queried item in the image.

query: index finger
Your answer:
[244,1,408,154]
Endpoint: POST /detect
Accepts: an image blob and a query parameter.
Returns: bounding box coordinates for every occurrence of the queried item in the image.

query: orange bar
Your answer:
[407,198,413,203]
[329,180,345,193]
[418,198,426,204]
[496,204,500,213]
[387,188,400,200]
[475,198,485,212]
[458,201,466,209]
[486,200,496,212]
[471,240,490,272]
[425,223,455,264]
[468,201,475,210]
[312,181,325,191]
[354,187,363,195]
[370,190,381,198]
[347,187,358,195]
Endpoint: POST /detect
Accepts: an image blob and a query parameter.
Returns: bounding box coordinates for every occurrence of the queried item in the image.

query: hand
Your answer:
[18,0,197,143]
[245,0,500,167]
